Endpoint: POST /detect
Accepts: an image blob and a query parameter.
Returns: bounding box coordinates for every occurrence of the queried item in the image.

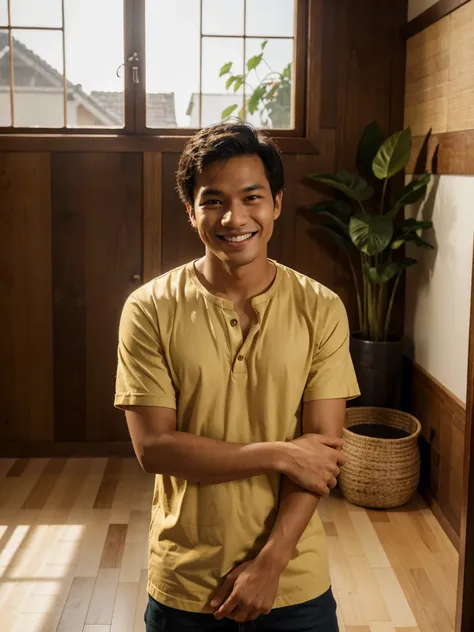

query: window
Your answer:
[0,0,306,135]
[0,0,125,128]
[145,0,296,130]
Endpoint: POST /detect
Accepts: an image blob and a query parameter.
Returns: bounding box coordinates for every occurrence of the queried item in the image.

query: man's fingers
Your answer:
[328,475,337,489]
[317,435,344,449]
[210,577,234,609]
[214,592,239,619]
[336,451,347,466]
[231,604,253,623]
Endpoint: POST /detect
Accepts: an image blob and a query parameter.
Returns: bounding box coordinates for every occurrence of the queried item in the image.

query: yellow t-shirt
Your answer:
[114,260,360,613]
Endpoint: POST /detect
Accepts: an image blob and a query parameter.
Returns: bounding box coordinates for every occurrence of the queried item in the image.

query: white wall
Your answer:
[407,0,439,21]
[404,175,474,402]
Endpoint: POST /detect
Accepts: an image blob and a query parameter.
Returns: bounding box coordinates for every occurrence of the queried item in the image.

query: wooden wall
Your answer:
[403,360,466,548]
[403,0,474,546]
[0,0,408,456]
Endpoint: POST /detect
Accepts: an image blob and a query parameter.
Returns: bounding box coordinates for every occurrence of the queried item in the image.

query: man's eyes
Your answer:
[200,195,263,207]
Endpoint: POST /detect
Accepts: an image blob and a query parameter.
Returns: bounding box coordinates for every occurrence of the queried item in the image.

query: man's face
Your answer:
[187,154,282,268]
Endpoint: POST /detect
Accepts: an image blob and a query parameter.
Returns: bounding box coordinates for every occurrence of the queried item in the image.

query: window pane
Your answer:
[245,38,293,129]
[0,1,8,26]
[12,29,64,127]
[203,36,244,127]
[202,0,244,36]
[0,30,11,125]
[10,0,62,28]
[145,0,199,128]
[246,0,295,37]
[64,0,124,128]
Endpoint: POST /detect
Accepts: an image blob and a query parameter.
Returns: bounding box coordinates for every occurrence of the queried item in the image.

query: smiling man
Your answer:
[115,122,360,631]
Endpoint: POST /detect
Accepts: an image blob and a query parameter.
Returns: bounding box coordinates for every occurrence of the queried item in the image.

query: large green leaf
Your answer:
[405,233,435,249]
[391,173,430,211]
[312,199,353,225]
[219,62,233,77]
[364,257,417,284]
[308,170,373,203]
[349,213,394,255]
[372,127,412,180]
[364,261,399,284]
[398,257,418,268]
[401,217,433,234]
[356,121,385,178]
[221,104,238,119]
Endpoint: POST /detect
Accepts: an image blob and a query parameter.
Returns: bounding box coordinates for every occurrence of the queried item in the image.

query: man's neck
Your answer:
[195,252,276,303]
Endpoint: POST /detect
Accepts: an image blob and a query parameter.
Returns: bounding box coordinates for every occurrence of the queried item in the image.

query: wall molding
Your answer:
[0,442,135,458]
[401,0,472,39]
[407,130,474,175]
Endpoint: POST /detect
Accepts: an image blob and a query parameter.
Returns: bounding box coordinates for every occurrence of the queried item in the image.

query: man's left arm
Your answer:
[257,398,346,568]
[211,399,347,623]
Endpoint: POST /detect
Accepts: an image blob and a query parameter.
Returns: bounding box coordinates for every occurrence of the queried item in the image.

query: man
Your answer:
[115,121,360,631]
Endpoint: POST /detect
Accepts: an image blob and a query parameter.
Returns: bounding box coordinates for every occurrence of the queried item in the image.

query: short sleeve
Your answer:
[114,295,177,410]
[303,297,360,402]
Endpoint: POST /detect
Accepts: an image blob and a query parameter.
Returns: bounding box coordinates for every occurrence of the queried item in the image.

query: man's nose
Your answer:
[221,203,248,227]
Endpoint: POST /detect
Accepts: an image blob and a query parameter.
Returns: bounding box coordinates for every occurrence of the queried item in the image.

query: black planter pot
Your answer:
[350,334,404,408]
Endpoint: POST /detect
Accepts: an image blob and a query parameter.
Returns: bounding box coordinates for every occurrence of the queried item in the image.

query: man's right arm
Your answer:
[124,405,345,494]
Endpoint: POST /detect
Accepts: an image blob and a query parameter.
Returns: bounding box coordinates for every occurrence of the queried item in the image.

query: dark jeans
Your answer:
[144,588,339,631]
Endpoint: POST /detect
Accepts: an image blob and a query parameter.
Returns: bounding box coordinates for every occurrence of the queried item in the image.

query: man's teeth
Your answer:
[223,233,253,243]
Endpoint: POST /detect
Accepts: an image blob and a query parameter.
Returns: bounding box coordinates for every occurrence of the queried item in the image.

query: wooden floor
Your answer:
[0,457,459,632]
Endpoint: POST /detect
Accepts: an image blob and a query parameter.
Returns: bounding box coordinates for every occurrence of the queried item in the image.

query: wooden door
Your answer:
[51,153,143,443]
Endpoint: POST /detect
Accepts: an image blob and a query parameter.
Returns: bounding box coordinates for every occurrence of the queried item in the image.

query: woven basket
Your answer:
[339,407,421,509]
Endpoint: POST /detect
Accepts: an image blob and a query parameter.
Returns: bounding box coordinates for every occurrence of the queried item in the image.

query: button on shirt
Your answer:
[114,260,360,613]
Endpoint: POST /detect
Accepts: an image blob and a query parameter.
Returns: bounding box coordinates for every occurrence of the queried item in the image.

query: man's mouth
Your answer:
[217,232,258,243]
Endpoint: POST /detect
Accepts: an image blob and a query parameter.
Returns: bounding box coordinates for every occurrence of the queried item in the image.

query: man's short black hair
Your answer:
[176,121,284,206]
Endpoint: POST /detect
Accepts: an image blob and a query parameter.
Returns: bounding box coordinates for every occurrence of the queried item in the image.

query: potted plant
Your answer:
[306,121,434,407]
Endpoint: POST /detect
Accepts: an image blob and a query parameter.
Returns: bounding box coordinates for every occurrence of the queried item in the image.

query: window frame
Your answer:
[0,0,319,153]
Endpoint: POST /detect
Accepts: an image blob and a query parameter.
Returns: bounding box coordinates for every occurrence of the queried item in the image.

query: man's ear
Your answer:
[273,191,283,220]
[186,203,197,228]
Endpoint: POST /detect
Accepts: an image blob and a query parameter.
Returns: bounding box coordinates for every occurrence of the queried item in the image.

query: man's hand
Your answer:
[210,557,282,623]
[282,433,346,496]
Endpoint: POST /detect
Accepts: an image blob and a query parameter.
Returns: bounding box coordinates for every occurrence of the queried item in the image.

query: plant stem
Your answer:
[347,253,363,333]
[358,201,367,215]
[384,271,402,341]
[380,178,388,214]
[361,255,368,338]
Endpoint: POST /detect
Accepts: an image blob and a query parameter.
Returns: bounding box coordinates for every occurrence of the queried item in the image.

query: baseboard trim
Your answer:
[420,487,461,551]
[0,441,135,458]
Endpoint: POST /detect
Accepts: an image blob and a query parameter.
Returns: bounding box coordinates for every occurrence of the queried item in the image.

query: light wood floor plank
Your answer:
[85,569,120,625]
[110,582,139,632]
[132,569,148,632]
[56,576,96,632]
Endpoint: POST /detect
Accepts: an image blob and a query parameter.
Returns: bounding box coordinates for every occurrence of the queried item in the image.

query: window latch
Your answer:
[116,52,140,84]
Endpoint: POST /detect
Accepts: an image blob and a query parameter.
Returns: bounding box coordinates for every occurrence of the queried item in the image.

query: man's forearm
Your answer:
[142,431,286,484]
[257,477,319,570]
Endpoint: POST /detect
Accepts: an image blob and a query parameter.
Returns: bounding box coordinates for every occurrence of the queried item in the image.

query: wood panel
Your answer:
[323,0,408,170]
[51,153,142,443]
[405,1,474,137]
[403,359,466,546]
[0,153,54,442]
[407,129,474,175]
[161,153,204,273]
[143,152,162,281]
[401,0,472,39]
